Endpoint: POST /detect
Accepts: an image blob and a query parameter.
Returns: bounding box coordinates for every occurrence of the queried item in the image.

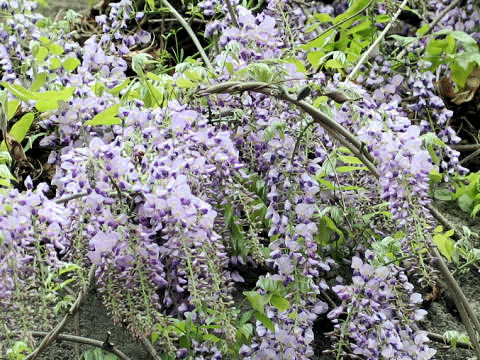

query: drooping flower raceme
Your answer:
[328,252,436,360]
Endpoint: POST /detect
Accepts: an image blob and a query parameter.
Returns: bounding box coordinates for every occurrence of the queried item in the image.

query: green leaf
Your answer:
[307,51,324,69]
[62,57,80,71]
[146,0,155,9]
[244,291,271,314]
[433,233,455,262]
[0,112,34,152]
[84,104,121,126]
[176,77,196,88]
[34,88,75,112]
[325,59,344,69]
[0,150,12,163]
[270,295,290,312]
[203,334,220,342]
[224,203,233,226]
[185,69,201,81]
[457,193,474,213]
[313,13,333,23]
[389,34,417,47]
[30,73,47,92]
[35,46,49,62]
[347,19,372,35]
[0,164,16,180]
[238,323,253,339]
[434,188,453,201]
[471,203,480,218]
[239,310,254,325]
[38,36,51,45]
[429,169,443,183]
[338,155,363,164]
[451,60,475,88]
[1,82,74,112]
[6,100,19,120]
[316,177,335,191]
[336,165,368,172]
[334,0,371,24]
[92,82,105,97]
[47,43,64,55]
[417,24,429,36]
[254,311,274,332]
[108,78,130,95]
[1,82,33,102]
[225,61,234,75]
[302,30,335,50]
[433,29,478,51]
[80,348,119,360]
[376,14,390,23]
[263,120,285,141]
[426,39,447,56]
[257,278,283,294]
[0,177,12,188]
[49,57,61,70]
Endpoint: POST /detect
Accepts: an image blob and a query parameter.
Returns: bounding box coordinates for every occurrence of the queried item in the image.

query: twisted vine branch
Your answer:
[30,331,131,360]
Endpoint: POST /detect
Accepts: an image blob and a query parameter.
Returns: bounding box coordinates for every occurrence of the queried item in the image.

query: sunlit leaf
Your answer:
[84,104,121,126]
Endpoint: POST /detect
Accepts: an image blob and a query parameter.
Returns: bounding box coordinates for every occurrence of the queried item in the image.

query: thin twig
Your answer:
[300,0,375,46]
[347,0,409,81]
[141,335,161,360]
[423,0,462,36]
[74,311,80,359]
[224,0,239,28]
[54,190,133,205]
[446,293,480,356]
[427,204,461,237]
[451,144,480,151]
[25,266,96,360]
[30,331,131,360]
[54,191,89,204]
[159,0,213,72]
[460,148,480,166]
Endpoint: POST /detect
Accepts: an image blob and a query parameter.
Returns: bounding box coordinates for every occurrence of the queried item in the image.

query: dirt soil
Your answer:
[34,2,480,360]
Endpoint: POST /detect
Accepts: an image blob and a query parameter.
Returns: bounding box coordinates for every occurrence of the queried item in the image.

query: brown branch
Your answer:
[197,81,378,176]
[430,247,480,358]
[159,0,213,72]
[460,148,480,166]
[347,0,408,81]
[141,335,161,360]
[224,0,239,28]
[25,266,96,360]
[450,144,480,151]
[30,331,131,360]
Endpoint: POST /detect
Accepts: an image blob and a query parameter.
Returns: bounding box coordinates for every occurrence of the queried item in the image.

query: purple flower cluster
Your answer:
[0,180,72,353]
[406,70,468,179]
[3,0,478,357]
[49,99,243,346]
[328,252,436,359]
[240,303,327,359]
[0,0,44,82]
[202,2,341,357]
[427,0,480,41]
